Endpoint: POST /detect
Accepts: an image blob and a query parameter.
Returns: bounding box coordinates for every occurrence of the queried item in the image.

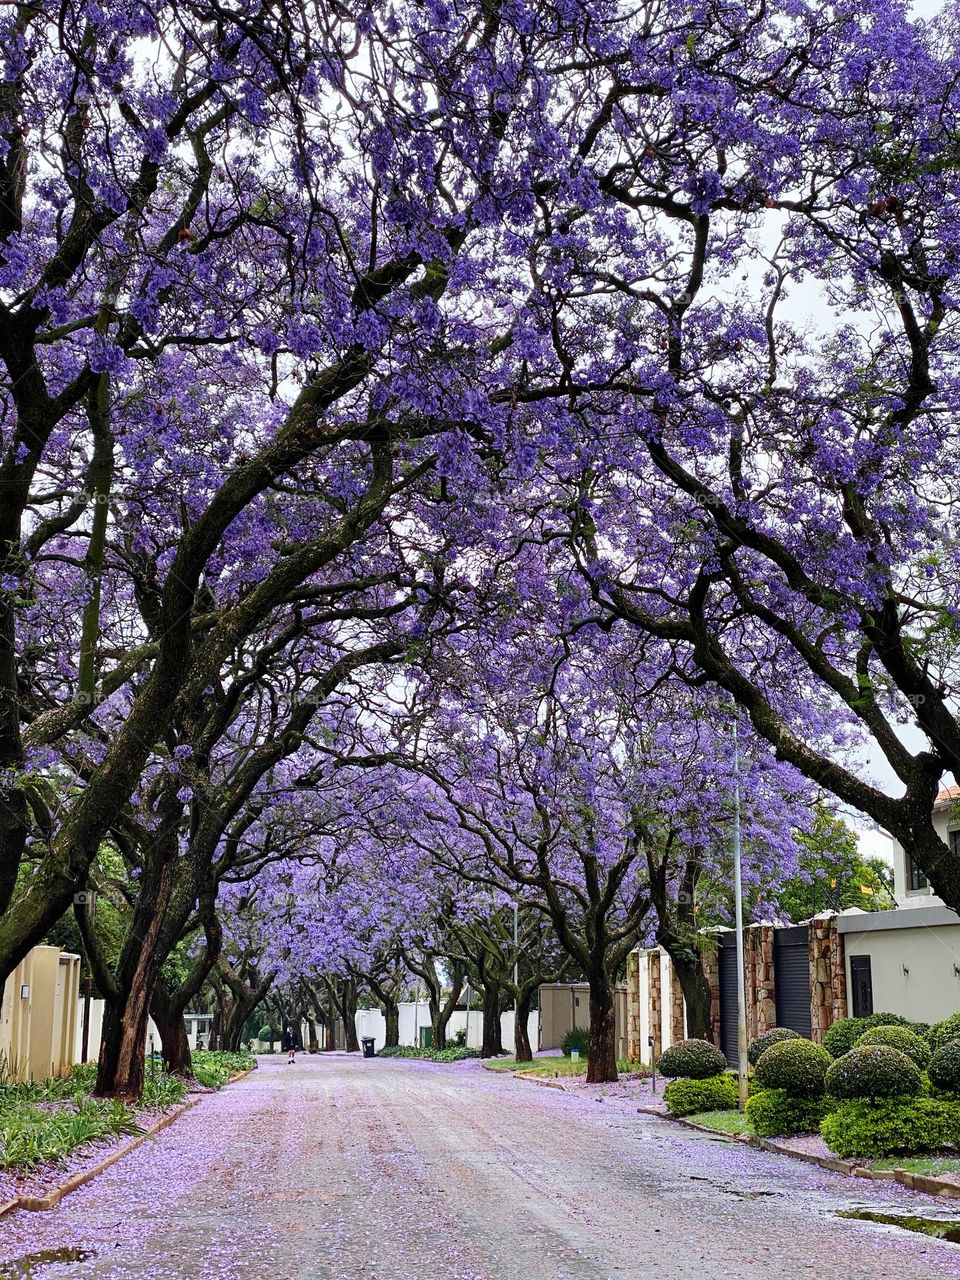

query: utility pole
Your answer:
[732,716,749,1111]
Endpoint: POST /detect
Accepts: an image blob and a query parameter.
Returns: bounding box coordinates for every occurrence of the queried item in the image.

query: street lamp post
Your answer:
[732,716,749,1111]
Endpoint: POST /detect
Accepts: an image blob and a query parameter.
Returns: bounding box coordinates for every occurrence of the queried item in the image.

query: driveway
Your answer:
[0,1054,957,1279]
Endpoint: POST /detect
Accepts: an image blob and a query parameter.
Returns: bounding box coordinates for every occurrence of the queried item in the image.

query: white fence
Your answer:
[334,1002,540,1053]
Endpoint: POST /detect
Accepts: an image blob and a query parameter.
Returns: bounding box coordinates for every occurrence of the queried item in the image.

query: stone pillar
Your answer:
[808,915,846,1043]
[743,925,776,1042]
[626,950,642,1063]
[646,949,662,1056]
[669,964,685,1044]
[700,943,721,1047]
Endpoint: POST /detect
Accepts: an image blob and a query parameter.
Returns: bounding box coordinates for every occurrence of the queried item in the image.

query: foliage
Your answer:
[657,1039,728,1080]
[746,1089,836,1137]
[824,1046,922,1100]
[753,1039,833,1098]
[560,1027,591,1058]
[258,1025,276,1044]
[377,1046,481,1062]
[928,1041,960,1095]
[0,1096,142,1171]
[664,1074,739,1116]
[822,1014,913,1059]
[777,809,895,920]
[855,1026,931,1070]
[747,1028,801,1067]
[820,1099,960,1159]
[927,1013,960,1054]
[194,1049,256,1077]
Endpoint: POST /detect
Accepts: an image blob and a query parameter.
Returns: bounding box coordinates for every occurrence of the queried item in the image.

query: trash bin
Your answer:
[361,1038,376,1059]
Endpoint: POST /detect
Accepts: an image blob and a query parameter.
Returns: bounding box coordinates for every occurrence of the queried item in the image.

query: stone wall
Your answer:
[626,950,642,1062]
[646,949,662,1055]
[809,914,846,1043]
[743,925,777,1041]
[669,964,685,1044]
[700,943,721,1047]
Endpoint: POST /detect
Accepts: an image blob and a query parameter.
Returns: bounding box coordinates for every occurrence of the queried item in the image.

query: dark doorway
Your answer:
[849,955,873,1018]
[718,936,739,1064]
[774,926,812,1038]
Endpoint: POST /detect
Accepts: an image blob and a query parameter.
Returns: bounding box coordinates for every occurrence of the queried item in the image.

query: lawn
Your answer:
[869,1155,960,1175]
[484,1056,646,1077]
[687,1108,753,1135]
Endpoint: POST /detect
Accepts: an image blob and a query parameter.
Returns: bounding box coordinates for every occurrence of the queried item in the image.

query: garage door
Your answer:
[774,926,812,1037]
[718,937,739,1064]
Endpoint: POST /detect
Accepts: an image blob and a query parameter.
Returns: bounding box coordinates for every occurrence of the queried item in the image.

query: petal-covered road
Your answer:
[1,1055,958,1279]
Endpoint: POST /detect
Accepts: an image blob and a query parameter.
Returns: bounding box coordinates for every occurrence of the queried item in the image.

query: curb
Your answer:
[0,1064,257,1218]
[16,1098,202,1212]
[639,1106,960,1200]
[511,1072,568,1091]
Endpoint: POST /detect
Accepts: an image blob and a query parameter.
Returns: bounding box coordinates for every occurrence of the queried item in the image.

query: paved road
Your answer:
[1,1055,959,1279]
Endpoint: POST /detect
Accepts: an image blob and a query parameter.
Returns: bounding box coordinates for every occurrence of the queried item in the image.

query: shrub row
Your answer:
[746,1089,835,1138]
[821,1097,960,1159]
[663,1074,739,1116]
[377,1045,481,1061]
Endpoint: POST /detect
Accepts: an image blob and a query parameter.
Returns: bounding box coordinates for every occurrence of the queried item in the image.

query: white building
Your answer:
[891,785,960,909]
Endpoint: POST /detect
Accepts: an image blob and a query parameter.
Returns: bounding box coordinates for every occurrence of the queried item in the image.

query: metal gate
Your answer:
[774,926,812,1037]
[718,936,739,1064]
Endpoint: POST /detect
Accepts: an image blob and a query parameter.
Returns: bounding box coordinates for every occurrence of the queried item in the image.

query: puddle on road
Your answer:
[0,1249,93,1278]
[837,1210,960,1244]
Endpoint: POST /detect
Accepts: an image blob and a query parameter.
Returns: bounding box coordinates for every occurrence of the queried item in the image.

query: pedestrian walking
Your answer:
[281,1024,298,1064]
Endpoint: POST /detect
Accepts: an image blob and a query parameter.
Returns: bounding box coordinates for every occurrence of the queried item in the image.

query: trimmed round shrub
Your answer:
[821,1097,960,1159]
[560,1027,590,1057]
[927,1012,960,1054]
[746,1089,835,1138]
[747,1027,801,1067]
[822,1013,911,1059]
[855,1025,931,1070]
[657,1038,728,1080]
[928,1040,960,1095]
[664,1073,739,1116]
[257,1024,275,1043]
[753,1038,832,1098]
[824,1045,922,1100]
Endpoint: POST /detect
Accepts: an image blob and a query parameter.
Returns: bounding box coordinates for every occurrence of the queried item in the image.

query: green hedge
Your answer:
[664,1074,739,1116]
[753,1039,832,1098]
[854,1025,931,1069]
[822,1013,912,1059]
[820,1097,960,1159]
[746,1089,835,1137]
[927,1013,960,1054]
[657,1039,727,1080]
[747,1028,801,1067]
[377,1046,481,1061]
[824,1045,921,1100]
[929,1040,960,1095]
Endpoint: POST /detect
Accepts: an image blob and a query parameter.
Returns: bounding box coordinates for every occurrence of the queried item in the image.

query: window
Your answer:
[951,829,960,860]
[908,856,929,891]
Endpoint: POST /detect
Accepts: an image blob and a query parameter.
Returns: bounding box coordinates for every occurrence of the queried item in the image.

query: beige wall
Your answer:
[0,946,80,1082]
[840,909,960,1024]
[538,983,627,1058]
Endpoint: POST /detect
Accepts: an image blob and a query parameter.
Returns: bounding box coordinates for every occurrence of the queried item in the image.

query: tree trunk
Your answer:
[151,986,193,1077]
[586,976,618,1083]
[514,988,535,1062]
[665,943,714,1043]
[341,981,360,1052]
[208,1007,221,1052]
[95,860,176,1098]
[481,982,504,1058]
[383,999,400,1048]
[324,1010,336,1051]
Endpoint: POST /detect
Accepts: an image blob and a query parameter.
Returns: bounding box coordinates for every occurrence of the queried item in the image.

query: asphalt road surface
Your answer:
[1,1054,958,1279]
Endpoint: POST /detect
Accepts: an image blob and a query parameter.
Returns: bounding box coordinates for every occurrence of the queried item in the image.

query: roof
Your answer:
[935,785,960,809]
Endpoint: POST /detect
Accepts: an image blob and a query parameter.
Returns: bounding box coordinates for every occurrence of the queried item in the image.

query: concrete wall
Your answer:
[838,906,960,1024]
[0,946,80,1082]
[537,983,628,1059]
[282,1002,542,1055]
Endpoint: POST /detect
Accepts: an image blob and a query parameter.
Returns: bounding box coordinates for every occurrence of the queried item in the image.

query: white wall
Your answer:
[349,1002,540,1053]
[841,911,960,1024]
[75,998,162,1065]
[893,806,956,909]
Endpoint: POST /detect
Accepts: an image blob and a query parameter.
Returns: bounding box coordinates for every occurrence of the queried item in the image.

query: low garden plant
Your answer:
[378,1045,481,1062]
[752,1038,832,1098]
[928,1013,960,1054]
[656,1039,727,1080]
[928,1040,960,1096]
[854,1025,931,1069]
[747,1027,800,1067]
[820,1097,960,1159]
[560,1027,590,1058]
[822,1013,913,1059]
[0,1096,143,1172]
[664,1073,738,1116]
[746,1089,835,1138]
[824,1045,921,1101]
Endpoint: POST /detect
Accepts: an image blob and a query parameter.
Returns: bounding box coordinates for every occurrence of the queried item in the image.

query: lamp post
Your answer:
[732,716,749,1111]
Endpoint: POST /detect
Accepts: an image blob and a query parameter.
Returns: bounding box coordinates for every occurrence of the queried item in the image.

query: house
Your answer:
[891,785,960,909]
